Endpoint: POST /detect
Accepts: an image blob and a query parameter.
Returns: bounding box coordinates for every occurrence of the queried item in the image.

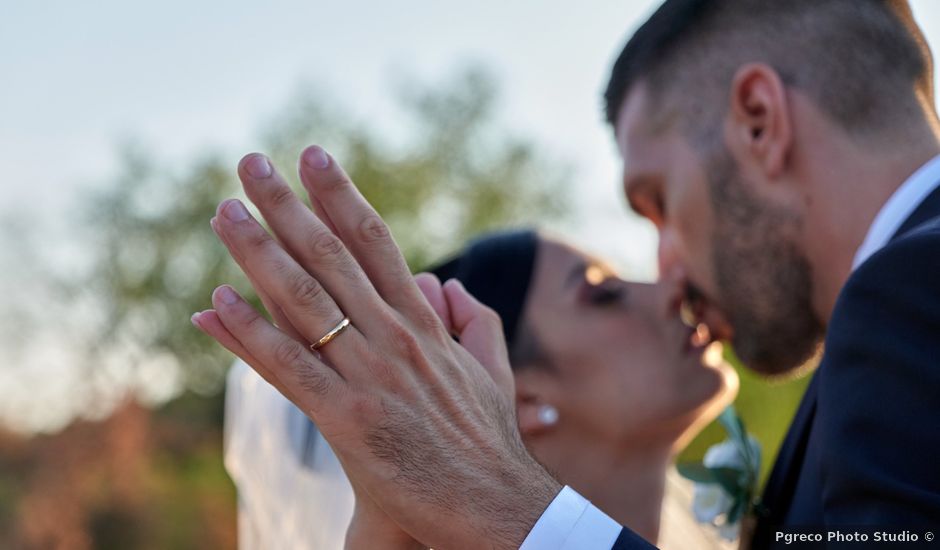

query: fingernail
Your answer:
[303,146,330,170]
[244,154,272,179]
[190,312,202,328]
[537,404,559,426]
[216,285,239,305]
[222,200,249,222]
[210,217,219,234]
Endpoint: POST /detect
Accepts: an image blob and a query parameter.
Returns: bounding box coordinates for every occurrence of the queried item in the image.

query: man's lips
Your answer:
[679,291,734,342]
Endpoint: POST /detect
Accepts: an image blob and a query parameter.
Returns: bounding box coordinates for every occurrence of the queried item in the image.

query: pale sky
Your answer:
[3,0,940,431]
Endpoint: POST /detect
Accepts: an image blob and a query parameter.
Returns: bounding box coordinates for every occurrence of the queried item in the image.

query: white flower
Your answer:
[718,520,742,541]
[690,436,761,541]
[681,408,763,543]
[692,482,733,523]
[703,436,759,471]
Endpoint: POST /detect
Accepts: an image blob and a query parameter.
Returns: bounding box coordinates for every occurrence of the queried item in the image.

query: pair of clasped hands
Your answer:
[191,146,560,550]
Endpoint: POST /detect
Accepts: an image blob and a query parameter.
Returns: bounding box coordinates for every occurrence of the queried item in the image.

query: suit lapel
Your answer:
[752,372,819,537]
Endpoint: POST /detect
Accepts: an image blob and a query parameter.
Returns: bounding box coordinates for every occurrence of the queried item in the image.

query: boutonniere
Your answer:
[678,405,761,541]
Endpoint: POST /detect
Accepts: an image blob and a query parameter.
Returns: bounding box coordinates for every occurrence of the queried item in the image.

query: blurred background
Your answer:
[2,1,939,548]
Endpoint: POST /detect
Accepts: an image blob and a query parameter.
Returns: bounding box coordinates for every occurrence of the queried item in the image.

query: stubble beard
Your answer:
[707,151,824,376]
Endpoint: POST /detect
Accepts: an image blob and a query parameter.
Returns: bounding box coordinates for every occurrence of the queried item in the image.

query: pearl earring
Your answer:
[537,404,559,426]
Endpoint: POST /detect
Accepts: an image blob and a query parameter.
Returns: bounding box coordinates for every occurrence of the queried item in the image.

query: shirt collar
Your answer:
[851,153,940,271]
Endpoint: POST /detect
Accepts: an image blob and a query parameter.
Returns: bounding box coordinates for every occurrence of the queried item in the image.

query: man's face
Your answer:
[614,85,823,376]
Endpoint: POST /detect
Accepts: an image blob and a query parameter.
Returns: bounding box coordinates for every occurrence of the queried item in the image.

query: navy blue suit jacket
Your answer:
[749,185,940,548]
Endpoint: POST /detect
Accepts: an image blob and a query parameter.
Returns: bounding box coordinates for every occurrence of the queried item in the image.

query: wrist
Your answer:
[468,452,563,550]
[346,510,426,550]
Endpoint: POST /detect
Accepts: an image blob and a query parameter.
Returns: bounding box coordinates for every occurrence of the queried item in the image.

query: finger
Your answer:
[191,309,303,405]
[414,273,452,333]
[310,192,340,235]
[210,284,345,414]
[297,146,426,312]
[442,279,514,399]
[212,216,307,344]
[192,308,260,365]
[237,154,389,337]
[214,199,367,368]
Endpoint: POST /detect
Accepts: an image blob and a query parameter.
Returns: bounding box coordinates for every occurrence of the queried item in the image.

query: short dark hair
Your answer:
[603,0,933,142]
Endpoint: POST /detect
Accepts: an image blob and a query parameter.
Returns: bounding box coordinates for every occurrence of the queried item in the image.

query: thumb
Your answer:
[442,279,514,401]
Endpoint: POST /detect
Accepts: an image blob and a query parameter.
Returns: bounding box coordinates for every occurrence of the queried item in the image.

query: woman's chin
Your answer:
[672,360,740,446]
[679,342,739,402]
[693,341,740,405]
[714,359,740,403]
[699,358,740,421]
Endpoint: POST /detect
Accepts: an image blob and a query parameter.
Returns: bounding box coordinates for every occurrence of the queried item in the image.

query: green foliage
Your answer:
[68,67,571,396]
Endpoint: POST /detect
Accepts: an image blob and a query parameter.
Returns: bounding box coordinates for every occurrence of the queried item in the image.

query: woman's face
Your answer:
[515,238,737,451]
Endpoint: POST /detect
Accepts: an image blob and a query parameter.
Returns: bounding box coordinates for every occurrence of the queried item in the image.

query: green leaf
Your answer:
[718,406,745,442]
[677,463,746,496]
[718,405,762,481]
[711,467,746,496]
[727,496,746,524]
[677,462,716,483]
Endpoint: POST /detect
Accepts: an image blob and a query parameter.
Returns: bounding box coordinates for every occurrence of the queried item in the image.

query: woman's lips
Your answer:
[681,323,709,354]
[700,307,734,342]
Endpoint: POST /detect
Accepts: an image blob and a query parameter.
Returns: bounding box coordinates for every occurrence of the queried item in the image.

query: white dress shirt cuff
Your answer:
[519,486,622,550]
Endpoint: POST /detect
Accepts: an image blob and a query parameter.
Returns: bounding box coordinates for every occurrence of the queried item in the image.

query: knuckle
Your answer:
[289,273,327,308]
[299,369,332,396]
[412,307,446,337]
[320,172,349,193]
[483,306,503,328]
[273,338,306,368]
[363,349,397,384]
[357,215,391,244]
[244,225,274,251]
[388,322,424,358]
[266,184,297,210]
[242,308,267,330]
[309,228,345,259]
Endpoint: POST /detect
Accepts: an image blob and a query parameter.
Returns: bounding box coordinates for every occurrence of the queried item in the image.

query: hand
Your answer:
[344,274,479,550]
[191,147,560,549]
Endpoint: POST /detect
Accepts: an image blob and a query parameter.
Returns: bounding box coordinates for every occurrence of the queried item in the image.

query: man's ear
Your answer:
[726,63,792,179]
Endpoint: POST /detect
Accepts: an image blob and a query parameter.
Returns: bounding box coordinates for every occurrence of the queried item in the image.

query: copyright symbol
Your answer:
[926,531,934,541]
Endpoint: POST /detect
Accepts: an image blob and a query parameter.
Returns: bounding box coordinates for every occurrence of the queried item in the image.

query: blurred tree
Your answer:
[68,66,571,398]
[0,398,238,549]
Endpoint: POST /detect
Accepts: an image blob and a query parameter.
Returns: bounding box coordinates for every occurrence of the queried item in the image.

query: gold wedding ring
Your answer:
[310,316,351,351]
